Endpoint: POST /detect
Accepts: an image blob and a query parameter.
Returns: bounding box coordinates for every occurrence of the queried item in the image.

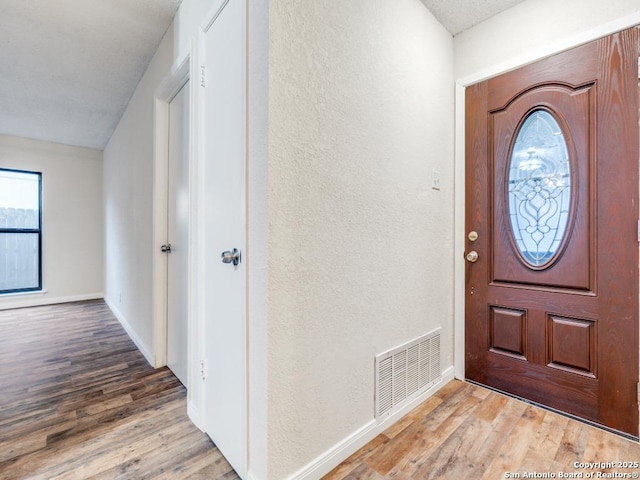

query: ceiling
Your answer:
[0,0,524,151]
[0,0,181,150]
[420,0,527,35]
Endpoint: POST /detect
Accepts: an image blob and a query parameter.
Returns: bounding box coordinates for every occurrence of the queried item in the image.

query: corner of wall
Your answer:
[285,367,456,480]
[103,295,154,366]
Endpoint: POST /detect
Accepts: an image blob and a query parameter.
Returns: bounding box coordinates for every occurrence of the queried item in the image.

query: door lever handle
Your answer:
[161,244,172,253]
[221,248,241,266]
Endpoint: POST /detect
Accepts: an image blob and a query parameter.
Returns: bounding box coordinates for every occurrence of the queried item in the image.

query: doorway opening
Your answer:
[152,57,191,387]
[463,28,639,438]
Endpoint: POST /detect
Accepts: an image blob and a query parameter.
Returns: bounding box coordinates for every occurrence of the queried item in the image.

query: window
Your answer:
[0,168,42,293]
[507,109,571,268]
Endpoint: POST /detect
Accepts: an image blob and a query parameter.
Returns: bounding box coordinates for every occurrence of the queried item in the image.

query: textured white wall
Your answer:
[267,0,454,477]
[103,26,174,358]
[0,134,103,309]
[455,0,640,81]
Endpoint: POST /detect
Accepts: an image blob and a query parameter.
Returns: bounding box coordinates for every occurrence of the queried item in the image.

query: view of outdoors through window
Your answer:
[0,168,42,293]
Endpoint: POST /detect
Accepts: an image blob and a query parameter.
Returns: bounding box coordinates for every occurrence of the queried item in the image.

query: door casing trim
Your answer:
[152,56,191,371]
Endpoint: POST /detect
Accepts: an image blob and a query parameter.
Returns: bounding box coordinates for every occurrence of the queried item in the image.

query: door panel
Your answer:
[465,28,639,437]
[201,0,247,475]
[167,81,190,387]
[491,84,594,291]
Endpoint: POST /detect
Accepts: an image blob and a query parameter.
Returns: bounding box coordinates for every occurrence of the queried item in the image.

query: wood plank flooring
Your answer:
[324,380,640,480]
[0,300,239,480]
[3,300,639,479]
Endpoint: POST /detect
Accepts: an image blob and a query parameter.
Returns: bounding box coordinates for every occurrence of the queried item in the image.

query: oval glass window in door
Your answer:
[508,109,571,268]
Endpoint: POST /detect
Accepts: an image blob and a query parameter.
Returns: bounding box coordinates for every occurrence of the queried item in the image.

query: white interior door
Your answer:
[167,81,190,387]
[200,0,247,475]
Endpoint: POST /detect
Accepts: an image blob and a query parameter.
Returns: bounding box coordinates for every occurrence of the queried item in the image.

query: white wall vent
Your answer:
[375,329,441,418]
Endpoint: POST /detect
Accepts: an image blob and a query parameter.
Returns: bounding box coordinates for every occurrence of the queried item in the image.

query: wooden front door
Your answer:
[465,27,639,437]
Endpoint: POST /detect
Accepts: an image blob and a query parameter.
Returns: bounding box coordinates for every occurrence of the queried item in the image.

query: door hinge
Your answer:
[637,220,640,242]
[200,65,206,88]
[200,360,206,381]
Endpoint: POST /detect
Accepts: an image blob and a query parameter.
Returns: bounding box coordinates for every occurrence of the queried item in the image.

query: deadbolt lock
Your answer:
[468,231,478,242]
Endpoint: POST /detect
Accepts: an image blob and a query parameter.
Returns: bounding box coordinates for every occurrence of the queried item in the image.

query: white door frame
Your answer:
[152,57,190,369]
[453,15,640,380]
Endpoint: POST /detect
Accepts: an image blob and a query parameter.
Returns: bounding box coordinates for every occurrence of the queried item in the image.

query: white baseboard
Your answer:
[0,292,103,311]
[187,399,204,431]
[103,296,154,366]
[286,366,455,480]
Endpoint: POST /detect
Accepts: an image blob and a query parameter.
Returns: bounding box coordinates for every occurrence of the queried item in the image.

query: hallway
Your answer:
[0,300,238,479]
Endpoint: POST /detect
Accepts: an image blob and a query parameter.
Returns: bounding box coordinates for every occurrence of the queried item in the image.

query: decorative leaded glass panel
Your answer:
[508,109,571,267]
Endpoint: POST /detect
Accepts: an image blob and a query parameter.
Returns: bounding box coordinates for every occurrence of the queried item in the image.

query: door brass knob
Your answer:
[466,251,479,263]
